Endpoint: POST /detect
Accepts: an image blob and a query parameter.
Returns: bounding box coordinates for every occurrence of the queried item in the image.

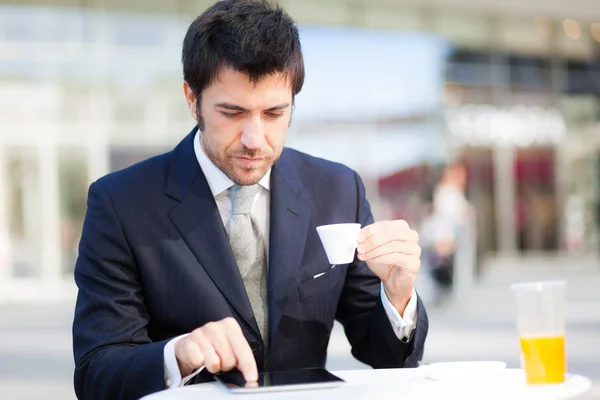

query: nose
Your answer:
[240,116,266,150]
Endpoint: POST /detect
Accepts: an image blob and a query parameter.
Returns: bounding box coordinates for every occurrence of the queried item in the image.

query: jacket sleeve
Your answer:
[334,171,429,368]
[72,181,168,400]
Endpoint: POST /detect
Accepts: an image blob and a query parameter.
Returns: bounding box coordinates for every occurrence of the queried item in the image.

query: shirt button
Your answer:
[166,379,172,387]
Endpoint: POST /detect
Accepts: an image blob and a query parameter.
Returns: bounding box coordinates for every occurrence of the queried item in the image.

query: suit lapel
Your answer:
[166,128,260,337]
[267,151,311,347]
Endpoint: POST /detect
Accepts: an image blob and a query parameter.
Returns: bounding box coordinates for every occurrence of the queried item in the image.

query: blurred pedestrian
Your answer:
[421,162,471,305]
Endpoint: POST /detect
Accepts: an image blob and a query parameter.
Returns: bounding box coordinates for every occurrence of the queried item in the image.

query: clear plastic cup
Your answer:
[510,280,567,384]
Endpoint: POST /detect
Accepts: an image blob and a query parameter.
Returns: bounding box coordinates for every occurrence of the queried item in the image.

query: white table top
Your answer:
[142,368,591,400]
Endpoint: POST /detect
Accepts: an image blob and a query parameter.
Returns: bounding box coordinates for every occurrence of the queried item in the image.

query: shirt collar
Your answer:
[193,130,271,197]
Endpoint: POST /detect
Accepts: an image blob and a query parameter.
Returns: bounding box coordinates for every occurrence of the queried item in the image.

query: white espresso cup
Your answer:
[316,223,361,264]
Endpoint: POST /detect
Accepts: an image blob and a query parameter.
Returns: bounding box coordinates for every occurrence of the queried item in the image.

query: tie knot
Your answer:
[230,184,259,215]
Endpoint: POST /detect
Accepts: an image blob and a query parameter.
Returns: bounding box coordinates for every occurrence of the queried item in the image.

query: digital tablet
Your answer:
[214,368,345,394]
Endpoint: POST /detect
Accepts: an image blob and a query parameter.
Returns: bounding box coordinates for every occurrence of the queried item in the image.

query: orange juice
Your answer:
[519,335,566,384]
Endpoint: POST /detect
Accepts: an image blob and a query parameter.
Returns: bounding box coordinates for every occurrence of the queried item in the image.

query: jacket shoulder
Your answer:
[281,147,358,182]
[95,151,172,195]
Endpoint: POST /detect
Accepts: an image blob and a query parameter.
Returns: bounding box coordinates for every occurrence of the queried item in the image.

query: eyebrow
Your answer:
[214,102,290,112]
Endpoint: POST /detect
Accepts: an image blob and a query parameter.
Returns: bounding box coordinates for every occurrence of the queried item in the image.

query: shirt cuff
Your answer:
[380,284,418,341]
[164,334,204,389]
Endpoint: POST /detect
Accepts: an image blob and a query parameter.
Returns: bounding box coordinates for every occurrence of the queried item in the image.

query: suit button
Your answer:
[249,340,260,352]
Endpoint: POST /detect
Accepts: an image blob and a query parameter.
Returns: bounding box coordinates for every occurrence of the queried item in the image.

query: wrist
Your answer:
[383,284,412,315]
[174,340,194,377]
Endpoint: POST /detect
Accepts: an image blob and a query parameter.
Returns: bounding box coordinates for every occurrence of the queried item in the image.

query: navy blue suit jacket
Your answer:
[72,128,428,399]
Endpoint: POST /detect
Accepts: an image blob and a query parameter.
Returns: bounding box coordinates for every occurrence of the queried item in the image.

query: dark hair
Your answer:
[182,0,304,125]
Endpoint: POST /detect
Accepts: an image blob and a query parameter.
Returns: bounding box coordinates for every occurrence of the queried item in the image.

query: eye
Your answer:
[266,112,283,119]
[221,112,241,118]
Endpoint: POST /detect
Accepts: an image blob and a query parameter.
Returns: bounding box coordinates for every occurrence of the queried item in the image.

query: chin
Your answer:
[230,168,267,186]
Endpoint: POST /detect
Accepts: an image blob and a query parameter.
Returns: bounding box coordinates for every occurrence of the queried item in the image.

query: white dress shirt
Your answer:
[163,131,418,388]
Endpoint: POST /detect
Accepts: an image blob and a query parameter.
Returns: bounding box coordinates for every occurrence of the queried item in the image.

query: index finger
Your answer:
[224,319,258,382]
[359,222,385,242]
[359,220,409,242]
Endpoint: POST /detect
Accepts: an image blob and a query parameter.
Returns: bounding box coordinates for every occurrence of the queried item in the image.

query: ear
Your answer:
[183,81,197,120]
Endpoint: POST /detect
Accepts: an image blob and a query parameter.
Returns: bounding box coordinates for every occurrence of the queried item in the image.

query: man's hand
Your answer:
[174,317,258,382]
[357,220,421,314]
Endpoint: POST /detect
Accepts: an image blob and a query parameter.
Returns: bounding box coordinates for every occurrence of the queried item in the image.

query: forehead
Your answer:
[204,67,292,108]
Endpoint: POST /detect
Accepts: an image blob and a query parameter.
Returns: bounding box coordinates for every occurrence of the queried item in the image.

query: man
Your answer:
[72,1,428,399]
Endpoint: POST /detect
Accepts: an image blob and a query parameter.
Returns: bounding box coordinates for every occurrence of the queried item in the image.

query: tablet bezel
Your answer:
[214,368,345,394]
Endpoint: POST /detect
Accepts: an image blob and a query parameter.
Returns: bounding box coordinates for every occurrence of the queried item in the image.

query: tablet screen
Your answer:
[215,368,344,392]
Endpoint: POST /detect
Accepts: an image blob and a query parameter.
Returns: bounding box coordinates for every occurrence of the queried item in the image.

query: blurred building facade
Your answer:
[0,0,599,301]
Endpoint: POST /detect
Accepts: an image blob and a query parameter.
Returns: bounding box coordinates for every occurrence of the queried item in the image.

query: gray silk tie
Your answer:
[227,184,269,345]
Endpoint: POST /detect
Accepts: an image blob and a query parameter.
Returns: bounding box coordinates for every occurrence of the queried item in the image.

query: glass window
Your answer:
[566,60,600,94]
[509,55,552,89]
[446,49,492,87]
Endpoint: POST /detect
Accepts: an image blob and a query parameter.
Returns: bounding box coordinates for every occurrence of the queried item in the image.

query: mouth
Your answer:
[234,156,265,168]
